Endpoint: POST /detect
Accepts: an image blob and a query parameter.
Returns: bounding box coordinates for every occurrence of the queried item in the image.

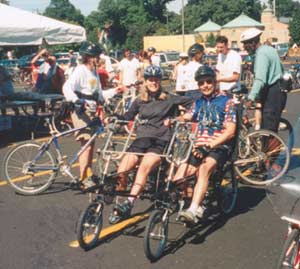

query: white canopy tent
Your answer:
[0,4,86,46]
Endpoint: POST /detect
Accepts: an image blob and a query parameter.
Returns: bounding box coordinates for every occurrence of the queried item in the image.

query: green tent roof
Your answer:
[222,13,263,28]
[194,19,221,32]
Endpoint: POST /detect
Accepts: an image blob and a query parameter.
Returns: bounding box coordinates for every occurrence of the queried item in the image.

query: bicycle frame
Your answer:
[26,117,105,181]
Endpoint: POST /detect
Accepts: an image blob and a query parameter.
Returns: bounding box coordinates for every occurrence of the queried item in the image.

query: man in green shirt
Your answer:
[240,28,286,132]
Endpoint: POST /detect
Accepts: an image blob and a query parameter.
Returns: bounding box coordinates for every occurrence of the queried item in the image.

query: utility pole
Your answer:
[181,0,185,51]
[273,0,276,16]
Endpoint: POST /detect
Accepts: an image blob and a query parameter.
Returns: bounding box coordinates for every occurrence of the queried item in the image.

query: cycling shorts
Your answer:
[187,144,232,168]
[127,137,168,155]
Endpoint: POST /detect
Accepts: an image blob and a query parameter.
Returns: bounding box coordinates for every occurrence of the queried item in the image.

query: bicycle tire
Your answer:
[77,202,103,250]
[217,163,238,215]
[4,142,57,195]
[278,118,294,154]
[277,228,300,269]
[51,114,73,135]
[144,209,169,262]
[235,129,290,185]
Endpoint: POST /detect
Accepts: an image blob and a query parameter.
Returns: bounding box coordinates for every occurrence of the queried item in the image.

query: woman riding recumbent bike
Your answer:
[76,65,193,250]
[143,65,238,261]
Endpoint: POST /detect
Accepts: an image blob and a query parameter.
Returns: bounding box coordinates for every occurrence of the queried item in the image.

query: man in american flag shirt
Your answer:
[174,65,237,223]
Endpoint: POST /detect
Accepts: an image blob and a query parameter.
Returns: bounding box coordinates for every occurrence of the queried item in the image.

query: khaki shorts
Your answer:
[71,110,96,141]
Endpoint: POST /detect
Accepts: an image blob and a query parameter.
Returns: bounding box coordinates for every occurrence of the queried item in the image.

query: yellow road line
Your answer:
[69,213,149,248]
[292,148,300,156]
[0,162,81,186]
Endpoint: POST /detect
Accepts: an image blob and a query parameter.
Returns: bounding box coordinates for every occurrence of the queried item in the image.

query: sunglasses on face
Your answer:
[198,78,214,86]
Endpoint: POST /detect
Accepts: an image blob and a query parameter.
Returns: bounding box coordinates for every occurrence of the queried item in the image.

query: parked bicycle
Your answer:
[267,176,300,269]
[3,113,105,195]
[228,87,291,185]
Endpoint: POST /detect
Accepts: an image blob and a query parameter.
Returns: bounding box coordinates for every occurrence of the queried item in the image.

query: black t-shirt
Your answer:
[118,92,193,141]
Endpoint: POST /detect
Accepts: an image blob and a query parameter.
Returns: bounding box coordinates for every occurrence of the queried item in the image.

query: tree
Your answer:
[268,0,296,18]
[0,0,9,4]
[206,33,217,47]
[289,5,300,46]
[185,0,262,33]
[44,0,84,26]
[85,0,173,51]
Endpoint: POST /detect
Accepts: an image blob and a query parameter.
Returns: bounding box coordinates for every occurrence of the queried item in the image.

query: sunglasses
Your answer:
[198,78,214,86]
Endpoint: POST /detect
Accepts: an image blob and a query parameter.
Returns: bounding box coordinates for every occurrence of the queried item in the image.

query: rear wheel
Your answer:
[277,228,300,269]
[217,163,238,215]
[144,209,169,261]
[77,202,103,250]
[235,130,290,185]
[4,142,57,195]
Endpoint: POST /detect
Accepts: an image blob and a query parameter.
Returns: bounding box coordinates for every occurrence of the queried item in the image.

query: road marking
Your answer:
[0,161,81,186]
[292,148,300,155]
[69,213,149,248]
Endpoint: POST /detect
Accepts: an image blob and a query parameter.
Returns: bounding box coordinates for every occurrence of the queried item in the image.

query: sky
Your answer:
[9,0,186,16]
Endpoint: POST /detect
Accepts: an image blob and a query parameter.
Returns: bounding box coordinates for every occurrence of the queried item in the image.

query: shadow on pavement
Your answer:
[154,186,266,261]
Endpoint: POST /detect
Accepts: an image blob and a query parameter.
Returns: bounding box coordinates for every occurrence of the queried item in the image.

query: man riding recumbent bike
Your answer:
[143,65,239,261]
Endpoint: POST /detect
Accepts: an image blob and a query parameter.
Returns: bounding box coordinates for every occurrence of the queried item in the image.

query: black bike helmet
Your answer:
[79,41,103,57]
[194,66,216,81]
[144,65,163,79]
[188,43,204,57]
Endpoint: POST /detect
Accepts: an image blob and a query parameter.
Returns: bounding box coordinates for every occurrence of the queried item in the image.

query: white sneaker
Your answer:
[195,206,205,219]
[254,124,261,131]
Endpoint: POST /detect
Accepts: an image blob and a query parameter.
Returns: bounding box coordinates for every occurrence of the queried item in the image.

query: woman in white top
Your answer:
[173,52,189,95]
[63,41,119,188]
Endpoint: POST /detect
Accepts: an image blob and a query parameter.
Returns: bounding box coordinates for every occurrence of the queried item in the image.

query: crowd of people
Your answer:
[1,27,287,224]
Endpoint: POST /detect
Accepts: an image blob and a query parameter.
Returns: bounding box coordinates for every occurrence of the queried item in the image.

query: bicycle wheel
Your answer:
[278,118,294,154]
[144,209,169,261]
[235,129,290,185]
[4,142,57,195]
[51,114,73,134]
[277,228,300,269]
[217,163,238,215]
[77,202,103,250]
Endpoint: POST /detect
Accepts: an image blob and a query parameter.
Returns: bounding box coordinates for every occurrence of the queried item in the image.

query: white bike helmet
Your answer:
[240,28,263,42]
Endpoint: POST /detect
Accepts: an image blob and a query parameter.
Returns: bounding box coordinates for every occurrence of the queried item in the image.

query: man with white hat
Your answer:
[240,28,285,132]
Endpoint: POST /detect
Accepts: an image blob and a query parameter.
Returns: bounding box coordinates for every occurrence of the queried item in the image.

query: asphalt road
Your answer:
[0,88,300,269]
